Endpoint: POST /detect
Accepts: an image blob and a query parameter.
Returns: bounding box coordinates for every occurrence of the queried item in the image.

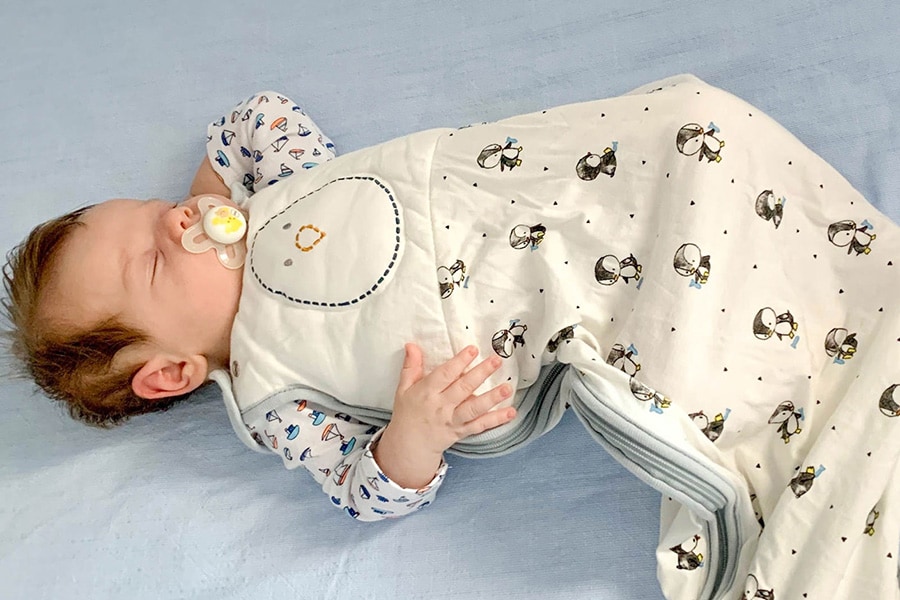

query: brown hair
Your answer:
[2,205,186,427]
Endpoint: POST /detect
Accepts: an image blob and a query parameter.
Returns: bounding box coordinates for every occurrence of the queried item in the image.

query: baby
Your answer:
[2,91,516,521]
[8,75,900,599]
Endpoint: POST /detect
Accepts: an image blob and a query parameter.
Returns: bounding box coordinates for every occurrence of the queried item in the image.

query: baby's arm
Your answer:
[246,399,446,521]
[189,156,229,198]
[245,345,515,520]
[198,91,336,203]
[374,344,515,488]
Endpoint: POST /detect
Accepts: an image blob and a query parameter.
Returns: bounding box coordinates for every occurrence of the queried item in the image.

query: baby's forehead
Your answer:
[56,200,146,273]
[77,199,159,238]
[43,202,144,320]
[85,198,146,219]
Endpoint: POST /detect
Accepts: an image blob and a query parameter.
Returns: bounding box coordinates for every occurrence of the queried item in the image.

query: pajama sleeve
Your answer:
[244,397,448,522]
[204,90,336,201]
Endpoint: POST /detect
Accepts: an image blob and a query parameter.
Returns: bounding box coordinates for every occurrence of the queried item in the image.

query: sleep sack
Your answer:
[214,74,900,600]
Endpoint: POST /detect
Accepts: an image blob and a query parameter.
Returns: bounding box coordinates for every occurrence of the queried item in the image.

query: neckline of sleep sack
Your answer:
[210,368,269,454]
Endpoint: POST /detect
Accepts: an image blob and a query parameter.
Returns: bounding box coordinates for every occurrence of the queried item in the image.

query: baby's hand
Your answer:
[373,344,516,488]
[394,343,515,451]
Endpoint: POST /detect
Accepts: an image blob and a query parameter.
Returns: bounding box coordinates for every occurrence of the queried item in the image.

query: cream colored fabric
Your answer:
[223,75,900,599]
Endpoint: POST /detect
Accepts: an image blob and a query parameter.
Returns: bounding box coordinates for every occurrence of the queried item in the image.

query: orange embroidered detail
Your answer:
[295,224,326,252]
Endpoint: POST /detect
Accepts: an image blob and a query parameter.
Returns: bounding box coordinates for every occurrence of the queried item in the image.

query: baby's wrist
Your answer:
[381,421,446,458]
[374,424,445,488]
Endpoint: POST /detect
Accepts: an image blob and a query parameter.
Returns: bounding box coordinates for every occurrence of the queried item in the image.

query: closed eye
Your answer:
[151,251,159,284]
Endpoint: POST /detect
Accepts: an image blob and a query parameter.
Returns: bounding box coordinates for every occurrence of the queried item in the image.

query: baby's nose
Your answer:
[177,205,196,228]
[166,204,198,239]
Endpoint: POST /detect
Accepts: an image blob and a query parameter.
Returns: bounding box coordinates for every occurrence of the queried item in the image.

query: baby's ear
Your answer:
[131,354,209,400]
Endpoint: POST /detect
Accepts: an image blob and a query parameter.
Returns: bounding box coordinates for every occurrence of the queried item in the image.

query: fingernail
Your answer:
[468,346,478,357]
[491,356,501,368]
[501,384,511,397]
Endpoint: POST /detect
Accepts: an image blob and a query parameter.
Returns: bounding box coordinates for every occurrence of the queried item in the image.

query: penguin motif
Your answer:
[690,410,725,442]
[755,190,784,229]
[864,506,879,536]
[673,243,711,285]
[789,466,819,498]
[575,146,617,180]
[594,253,642,286]
[767,401,803,443]
[676,122,724,163]
[477,137,523,172]
[878,384,900,417]
[607,343,641,376]
[547,325,575,353]
[492,321,528,358]
[509,224,547,250]
[749,493,765,530]
[824,327,858,361]
[631,377,671,411]
[669,535,703,570]
[828,219,876,255]
[743,574,775,600]
[437,259,468,299]
[753,307,799,341]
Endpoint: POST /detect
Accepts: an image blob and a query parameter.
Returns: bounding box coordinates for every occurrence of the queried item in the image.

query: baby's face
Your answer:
[47,196,243,371]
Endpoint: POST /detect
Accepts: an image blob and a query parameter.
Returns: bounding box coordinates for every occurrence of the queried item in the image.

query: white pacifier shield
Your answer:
[250,175,403,308]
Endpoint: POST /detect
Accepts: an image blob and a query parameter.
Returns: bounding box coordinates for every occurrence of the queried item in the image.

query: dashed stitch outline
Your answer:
[250,175,402,308]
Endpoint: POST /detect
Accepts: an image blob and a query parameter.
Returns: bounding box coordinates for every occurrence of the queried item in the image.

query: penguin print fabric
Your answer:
[220,75,900,600]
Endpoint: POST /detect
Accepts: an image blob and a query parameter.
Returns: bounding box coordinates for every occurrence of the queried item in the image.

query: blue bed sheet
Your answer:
[1,1,897,598]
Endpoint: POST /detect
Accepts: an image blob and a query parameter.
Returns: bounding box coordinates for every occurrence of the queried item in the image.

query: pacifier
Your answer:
[181,196,248,269]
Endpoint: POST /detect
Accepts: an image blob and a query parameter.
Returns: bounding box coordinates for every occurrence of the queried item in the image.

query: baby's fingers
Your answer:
[426,345,479,394]
[396,343,425,396]
[447,354,503,405]
[459,396,517,438]
[456,383,514,432]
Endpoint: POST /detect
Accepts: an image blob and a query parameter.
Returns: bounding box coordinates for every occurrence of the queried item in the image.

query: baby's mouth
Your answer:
[181,196,248,269]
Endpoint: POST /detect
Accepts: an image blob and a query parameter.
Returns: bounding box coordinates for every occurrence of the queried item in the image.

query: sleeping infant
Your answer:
[5,76,900,600]
[1,91,511,523]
